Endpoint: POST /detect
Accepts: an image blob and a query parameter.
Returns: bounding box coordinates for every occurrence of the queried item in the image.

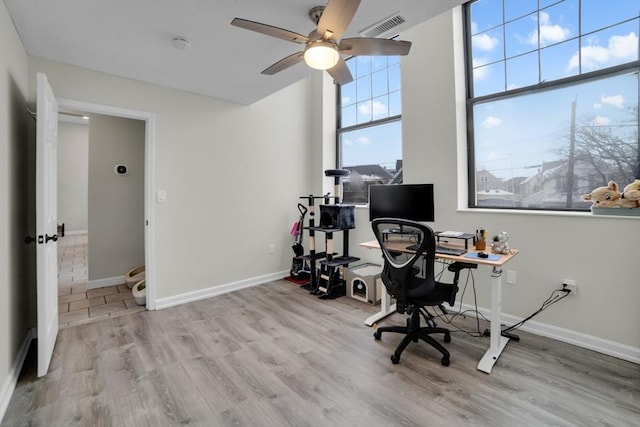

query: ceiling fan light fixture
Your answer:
[304,41,339,70]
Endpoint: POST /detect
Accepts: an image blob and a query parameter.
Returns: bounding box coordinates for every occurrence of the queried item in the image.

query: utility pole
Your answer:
[566,100,577,208]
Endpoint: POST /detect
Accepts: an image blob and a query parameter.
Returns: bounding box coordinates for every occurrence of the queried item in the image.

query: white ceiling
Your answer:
[5,0,466,105]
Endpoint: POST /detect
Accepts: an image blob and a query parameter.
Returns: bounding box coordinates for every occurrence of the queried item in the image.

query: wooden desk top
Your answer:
[359,239,519,267]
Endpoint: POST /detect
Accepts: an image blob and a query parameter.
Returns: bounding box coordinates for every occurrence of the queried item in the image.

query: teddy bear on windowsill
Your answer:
[582,180,640,212]
[621,179,640,207]
[582,179,640,216]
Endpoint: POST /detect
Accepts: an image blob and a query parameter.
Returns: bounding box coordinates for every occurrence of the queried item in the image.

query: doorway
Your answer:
[56,112,148,327]
[55,99,156,327]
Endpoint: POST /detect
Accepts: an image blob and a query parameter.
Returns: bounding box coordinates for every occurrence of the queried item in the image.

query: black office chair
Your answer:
[371,218,473,366]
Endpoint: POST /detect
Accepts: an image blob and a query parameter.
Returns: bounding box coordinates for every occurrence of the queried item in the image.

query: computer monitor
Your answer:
[369,184,435,222]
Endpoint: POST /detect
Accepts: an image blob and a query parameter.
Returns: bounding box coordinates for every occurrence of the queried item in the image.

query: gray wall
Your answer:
[0,0,35,408]
[88,114,145,281]
[27,55,313,300]
[57,120,89,232]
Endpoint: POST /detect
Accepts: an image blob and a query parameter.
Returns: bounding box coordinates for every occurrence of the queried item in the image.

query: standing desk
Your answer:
[359,239,519,374]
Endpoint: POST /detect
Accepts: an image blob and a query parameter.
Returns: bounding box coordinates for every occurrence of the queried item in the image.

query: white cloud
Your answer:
[343,138,353,146]
[601,94,625,109]
[482,115,502,128]
[593,116,611,126]
[371,100,388,117]
[593,102,602,109]
[474,32,499,51]
[567,32,638,71]
[342,96,351,104]
[527,11,571,46]
[356,136,371,145]
[472,57,491,81]
[539,23,571,44]
[358,100,389,118]
[474,66,487,81]
[487,152,498,161]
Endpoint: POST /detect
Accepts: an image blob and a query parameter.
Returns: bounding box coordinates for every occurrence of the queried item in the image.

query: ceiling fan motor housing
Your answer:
[308,6,325,24]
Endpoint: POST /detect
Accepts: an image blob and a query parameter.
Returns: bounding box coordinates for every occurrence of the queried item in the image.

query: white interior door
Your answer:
[36,72,59,377]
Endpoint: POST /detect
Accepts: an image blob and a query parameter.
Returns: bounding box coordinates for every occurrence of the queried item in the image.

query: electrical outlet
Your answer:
[507,270,516,285]
[563,279,577,295]
[269,243,275,254]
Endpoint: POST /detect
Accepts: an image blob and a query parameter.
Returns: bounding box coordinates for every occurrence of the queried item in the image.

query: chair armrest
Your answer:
[448,262,477,272]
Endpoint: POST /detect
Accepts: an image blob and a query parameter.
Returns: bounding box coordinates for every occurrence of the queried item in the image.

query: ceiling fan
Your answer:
[231,0,411,85]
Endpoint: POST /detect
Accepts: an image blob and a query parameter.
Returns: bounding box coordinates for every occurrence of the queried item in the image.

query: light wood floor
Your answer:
[3,280,639,426]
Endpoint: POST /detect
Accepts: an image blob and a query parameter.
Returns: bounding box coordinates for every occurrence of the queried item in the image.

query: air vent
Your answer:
[359,13,406,38]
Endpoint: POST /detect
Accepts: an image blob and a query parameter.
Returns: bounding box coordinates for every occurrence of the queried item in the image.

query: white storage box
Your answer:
[342,263,382,305]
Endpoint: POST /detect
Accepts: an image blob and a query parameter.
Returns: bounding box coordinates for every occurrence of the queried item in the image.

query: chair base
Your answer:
[373,309,451,366]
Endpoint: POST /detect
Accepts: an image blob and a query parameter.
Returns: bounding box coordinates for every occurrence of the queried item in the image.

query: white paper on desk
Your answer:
[439,231,464,237]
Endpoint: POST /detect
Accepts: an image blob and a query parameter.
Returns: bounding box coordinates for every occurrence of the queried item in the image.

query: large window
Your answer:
[466,0,639,210]
[337,55,403,204]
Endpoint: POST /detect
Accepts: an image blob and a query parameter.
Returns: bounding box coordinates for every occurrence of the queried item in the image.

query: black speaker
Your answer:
[319,204,355,230]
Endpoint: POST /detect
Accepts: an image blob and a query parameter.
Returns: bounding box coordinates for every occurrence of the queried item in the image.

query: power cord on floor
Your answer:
[428,265,572,339]
[499,288,570,336]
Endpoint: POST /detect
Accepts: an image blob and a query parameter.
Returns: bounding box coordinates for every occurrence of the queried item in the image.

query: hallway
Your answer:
[57,233,145,328]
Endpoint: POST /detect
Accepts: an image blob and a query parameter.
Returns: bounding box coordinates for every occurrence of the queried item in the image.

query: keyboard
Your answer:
[435,246,467,256]
[406,244,467,256]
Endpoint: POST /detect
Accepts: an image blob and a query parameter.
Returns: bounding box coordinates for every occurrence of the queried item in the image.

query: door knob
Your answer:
[45,234,58,243]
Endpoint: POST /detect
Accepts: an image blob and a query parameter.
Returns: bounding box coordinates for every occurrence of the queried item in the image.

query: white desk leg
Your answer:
[364,286,396,326]
[477,267,510,373]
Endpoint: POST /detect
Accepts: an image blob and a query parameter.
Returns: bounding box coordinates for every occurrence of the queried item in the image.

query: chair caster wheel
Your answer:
[391,354,400,364]
[441,357,450,366]
[444,333,451,343]
[373,331,381,340]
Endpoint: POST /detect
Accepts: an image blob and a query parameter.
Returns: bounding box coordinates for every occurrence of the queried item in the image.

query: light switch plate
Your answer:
[157,190,167,203]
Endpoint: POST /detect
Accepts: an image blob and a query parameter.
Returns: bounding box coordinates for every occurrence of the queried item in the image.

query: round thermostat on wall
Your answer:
[114,164,128,176]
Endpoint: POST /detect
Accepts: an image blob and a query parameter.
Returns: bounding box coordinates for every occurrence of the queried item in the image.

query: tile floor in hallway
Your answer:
[57,233,145,328]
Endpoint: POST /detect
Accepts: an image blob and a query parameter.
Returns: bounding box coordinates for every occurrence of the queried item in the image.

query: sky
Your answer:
[338,0,639,180]
[340,56,402,169]
[470,0,639,180]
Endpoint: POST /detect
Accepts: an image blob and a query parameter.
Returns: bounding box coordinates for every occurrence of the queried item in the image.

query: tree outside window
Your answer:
[466,0,639,210]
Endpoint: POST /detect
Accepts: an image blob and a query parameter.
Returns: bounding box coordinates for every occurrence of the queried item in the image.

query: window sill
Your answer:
[456,207,640,220]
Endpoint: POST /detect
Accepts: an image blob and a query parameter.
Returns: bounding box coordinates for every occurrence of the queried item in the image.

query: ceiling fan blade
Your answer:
[317,0,361,40]
[326,57,353,85]
[262,51,305,75]
[231,18,309,44]
[339,38,412,56]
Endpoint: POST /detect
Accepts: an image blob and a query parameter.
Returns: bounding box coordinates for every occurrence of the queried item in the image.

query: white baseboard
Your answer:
[155,270,289,310]
[458,302,640,364]
[88,276,124,289]
[0,328,35,424]
[125,269,640,364]
[64,230,88,236]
